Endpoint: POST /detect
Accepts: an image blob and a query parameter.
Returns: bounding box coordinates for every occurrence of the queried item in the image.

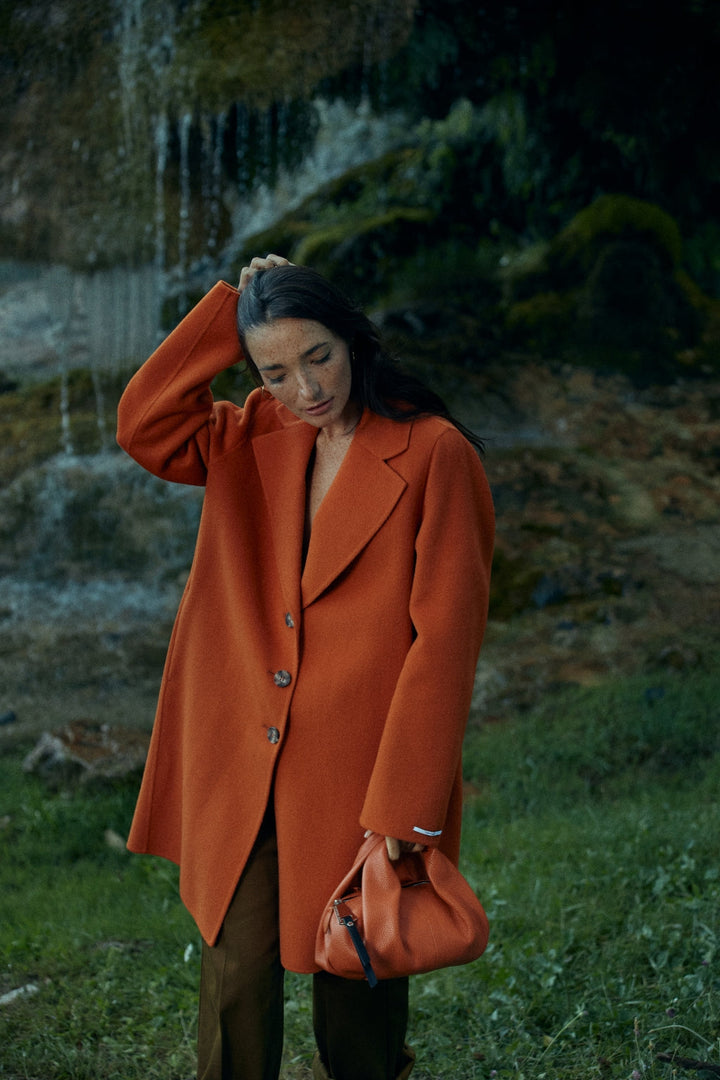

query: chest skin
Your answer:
[304,433,354,551]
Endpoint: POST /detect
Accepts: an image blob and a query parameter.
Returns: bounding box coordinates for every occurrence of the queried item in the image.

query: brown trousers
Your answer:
[197,805,413,1080]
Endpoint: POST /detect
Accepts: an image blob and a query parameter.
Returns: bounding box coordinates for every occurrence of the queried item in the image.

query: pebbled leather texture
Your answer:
[315,833,489,982]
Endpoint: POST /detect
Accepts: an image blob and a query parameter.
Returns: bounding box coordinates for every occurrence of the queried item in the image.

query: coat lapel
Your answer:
[252,414,317,615]
[301,413,410,608]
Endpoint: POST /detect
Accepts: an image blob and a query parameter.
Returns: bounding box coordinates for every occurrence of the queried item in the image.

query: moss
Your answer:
[293,205,433,265]
[298,147,423,220]
[553,194,684,275]
[301,209,436,304]
[505,291,576,352]
[0,370,126,486]
[174,0,416,109]
[575,238,699,379]
[2,0,418,265]
[236,103,498,308]
[498,197,709,380]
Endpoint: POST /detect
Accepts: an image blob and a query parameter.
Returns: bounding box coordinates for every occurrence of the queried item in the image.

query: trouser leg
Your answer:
[312,971,414,1080]
[197,808,284,1080]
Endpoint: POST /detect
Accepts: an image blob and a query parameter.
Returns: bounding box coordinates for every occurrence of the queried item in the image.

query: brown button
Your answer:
[273,670,291,688]
[267,727,280,744]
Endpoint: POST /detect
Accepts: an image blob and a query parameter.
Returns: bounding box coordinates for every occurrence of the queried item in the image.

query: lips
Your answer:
[306,398,332,416]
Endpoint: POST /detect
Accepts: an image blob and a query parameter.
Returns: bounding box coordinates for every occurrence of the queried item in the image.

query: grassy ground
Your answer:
[1,661,719,1080]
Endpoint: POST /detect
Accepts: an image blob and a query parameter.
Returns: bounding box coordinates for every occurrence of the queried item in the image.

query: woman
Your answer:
[117,255,494,1080]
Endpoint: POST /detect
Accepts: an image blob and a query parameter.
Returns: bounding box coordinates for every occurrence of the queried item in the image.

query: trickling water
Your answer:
[177,112,193,314]
[91,368,109,451]
[257,108,274,187]
[154,110,169,290]
[236,106,251,194]
[277,101,289,151]
[0,263,161,385]
[81,267,159,370]
[68,276,109,451]
[223,97,409,258]
[117,0,145,157]
[204,112,226,255]
[58,368,74,456]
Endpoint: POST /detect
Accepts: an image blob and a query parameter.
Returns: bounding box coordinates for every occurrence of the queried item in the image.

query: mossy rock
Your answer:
[292,207,435,297]
[553,194,684,276]
[294,147,423,219]
[236,118,496,310]
[502,196,684,303]
[574,237,700,376]
[499,196,707,379]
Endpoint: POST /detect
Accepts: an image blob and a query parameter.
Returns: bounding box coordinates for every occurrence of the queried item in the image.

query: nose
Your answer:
[296,370,321,400]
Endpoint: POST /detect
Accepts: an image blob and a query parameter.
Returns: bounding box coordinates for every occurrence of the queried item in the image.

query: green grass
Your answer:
[2,662,719,1079]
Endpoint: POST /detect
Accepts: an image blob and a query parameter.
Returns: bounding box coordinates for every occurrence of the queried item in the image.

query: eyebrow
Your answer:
[257,341,330,372]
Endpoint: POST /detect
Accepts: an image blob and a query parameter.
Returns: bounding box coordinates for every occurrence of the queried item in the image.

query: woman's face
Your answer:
[245,317,356,433]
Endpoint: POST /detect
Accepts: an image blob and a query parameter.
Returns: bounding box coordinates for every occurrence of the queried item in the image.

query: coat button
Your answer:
[285,612,295,628]
[267,727,280,744]
[273,669,292,687]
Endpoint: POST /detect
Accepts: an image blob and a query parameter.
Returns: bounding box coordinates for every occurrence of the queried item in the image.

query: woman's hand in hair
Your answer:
[238,254,292,293]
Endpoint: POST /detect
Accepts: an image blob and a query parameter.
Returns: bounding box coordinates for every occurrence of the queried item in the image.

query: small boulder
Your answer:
[22,719,149,786]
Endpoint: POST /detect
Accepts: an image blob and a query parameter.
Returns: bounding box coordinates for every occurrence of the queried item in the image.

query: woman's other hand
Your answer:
[384,837,425,861]
[363,831,424,861]
[238,254,292,293]
[363,831,425,860]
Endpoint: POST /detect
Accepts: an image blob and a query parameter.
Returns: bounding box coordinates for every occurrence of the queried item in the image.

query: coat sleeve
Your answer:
[359,427,494,846]
[116,281,244,484]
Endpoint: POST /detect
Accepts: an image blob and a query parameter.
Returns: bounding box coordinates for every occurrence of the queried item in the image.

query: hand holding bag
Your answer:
[315,832,489,986]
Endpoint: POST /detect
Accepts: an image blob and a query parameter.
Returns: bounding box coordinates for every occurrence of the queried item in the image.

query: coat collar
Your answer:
[252,405,410,611]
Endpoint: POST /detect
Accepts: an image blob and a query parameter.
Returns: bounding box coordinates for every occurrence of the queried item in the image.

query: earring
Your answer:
[260,386,271,399]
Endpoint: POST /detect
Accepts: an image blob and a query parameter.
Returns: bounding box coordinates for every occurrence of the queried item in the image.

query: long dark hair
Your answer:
[236,265,484,452]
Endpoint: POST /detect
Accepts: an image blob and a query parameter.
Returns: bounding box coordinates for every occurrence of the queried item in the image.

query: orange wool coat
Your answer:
[117,281,495,973]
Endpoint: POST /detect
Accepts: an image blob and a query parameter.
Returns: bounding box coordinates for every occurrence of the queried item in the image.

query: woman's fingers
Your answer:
[385,836,401,861]
[237,254,291,291]
[366,832,425,861]
[385,836,425,861]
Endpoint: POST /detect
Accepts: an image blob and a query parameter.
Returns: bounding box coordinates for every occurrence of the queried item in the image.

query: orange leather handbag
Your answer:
[315,832,489,987]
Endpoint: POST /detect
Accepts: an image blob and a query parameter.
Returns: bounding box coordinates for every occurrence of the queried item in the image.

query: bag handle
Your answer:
[333,899,378,988]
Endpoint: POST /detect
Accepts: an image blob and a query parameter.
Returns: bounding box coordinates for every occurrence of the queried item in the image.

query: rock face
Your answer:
[0,0,417,269]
